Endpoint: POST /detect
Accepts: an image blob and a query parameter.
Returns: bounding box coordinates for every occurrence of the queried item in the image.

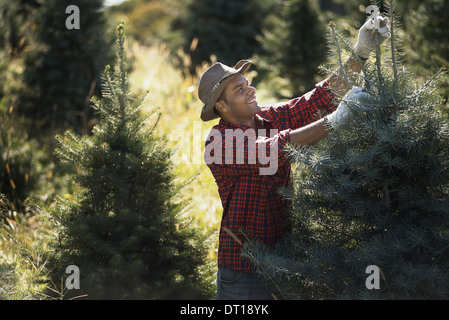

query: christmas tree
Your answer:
[243,1,449,299]
[18,0,115,136]
[49,24,212,299]
[258,0,327,98]
[184,0,263,68]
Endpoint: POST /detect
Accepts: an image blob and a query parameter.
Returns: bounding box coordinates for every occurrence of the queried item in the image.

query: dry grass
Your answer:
[128,42,223,259]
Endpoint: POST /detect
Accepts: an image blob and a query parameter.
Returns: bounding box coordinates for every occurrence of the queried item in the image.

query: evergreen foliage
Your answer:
[49,24,212,300]
[183,0,264,68]
[257,0,327,97]
[0,99,52,215]
[0,0,40,60]
[17,0,115,137]
[108,0,188,49]
[243,1,449,299]
[406,0,449,113]
[0,1,40,102]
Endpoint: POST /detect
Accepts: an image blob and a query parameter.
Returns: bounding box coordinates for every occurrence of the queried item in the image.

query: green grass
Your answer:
[0,210,52,299]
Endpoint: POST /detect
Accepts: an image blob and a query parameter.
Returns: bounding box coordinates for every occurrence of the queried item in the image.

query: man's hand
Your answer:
[355,15,391,60]
[326,87,371,129]
[327,16,389,97]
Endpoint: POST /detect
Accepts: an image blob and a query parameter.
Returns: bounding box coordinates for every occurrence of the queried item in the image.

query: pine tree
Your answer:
[49,24,212,300]
[0,0,40,60]
[257,0,327,98]
[18,0,115,137]
[406,0,449,114]
[183,0,264,68]
[0,99,53,215]
[243,1,449,299]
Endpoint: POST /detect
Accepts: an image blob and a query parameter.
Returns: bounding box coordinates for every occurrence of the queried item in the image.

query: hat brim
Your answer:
[200,60,252,122]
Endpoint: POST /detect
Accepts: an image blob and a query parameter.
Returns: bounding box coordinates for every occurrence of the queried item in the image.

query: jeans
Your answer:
[216,267,275,300]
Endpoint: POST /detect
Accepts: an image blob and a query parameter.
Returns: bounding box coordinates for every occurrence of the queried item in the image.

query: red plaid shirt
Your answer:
[205,80,335,273]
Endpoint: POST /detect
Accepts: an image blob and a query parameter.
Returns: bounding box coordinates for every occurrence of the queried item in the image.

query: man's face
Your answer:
[218,73,260,121]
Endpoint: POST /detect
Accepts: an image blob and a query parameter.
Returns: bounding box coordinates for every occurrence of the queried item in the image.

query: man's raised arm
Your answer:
[328,15,391,97]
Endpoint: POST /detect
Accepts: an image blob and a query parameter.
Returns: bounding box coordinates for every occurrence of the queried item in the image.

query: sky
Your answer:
[104,0,126,7]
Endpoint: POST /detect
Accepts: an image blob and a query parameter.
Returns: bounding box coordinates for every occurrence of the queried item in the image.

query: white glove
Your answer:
[326,87,371,129]
[355,15,391,59]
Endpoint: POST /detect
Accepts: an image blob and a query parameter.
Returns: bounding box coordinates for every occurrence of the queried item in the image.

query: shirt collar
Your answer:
[218,113,273,130]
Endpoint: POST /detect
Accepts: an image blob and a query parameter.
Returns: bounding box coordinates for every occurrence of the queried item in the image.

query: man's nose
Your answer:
[247,85,256,94]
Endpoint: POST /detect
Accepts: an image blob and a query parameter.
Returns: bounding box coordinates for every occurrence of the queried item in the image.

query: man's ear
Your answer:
[215,100,228,114]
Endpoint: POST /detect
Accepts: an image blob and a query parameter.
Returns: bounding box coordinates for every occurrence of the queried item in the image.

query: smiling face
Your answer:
[214,73,261,126]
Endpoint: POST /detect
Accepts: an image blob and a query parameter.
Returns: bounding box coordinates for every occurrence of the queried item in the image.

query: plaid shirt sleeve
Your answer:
[261,79,335,130]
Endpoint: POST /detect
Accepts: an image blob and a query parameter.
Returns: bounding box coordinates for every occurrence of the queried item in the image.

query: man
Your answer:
[198,16,390,300]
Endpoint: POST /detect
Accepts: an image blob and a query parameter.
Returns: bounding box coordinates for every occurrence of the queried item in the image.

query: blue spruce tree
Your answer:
[243,1,449,299]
